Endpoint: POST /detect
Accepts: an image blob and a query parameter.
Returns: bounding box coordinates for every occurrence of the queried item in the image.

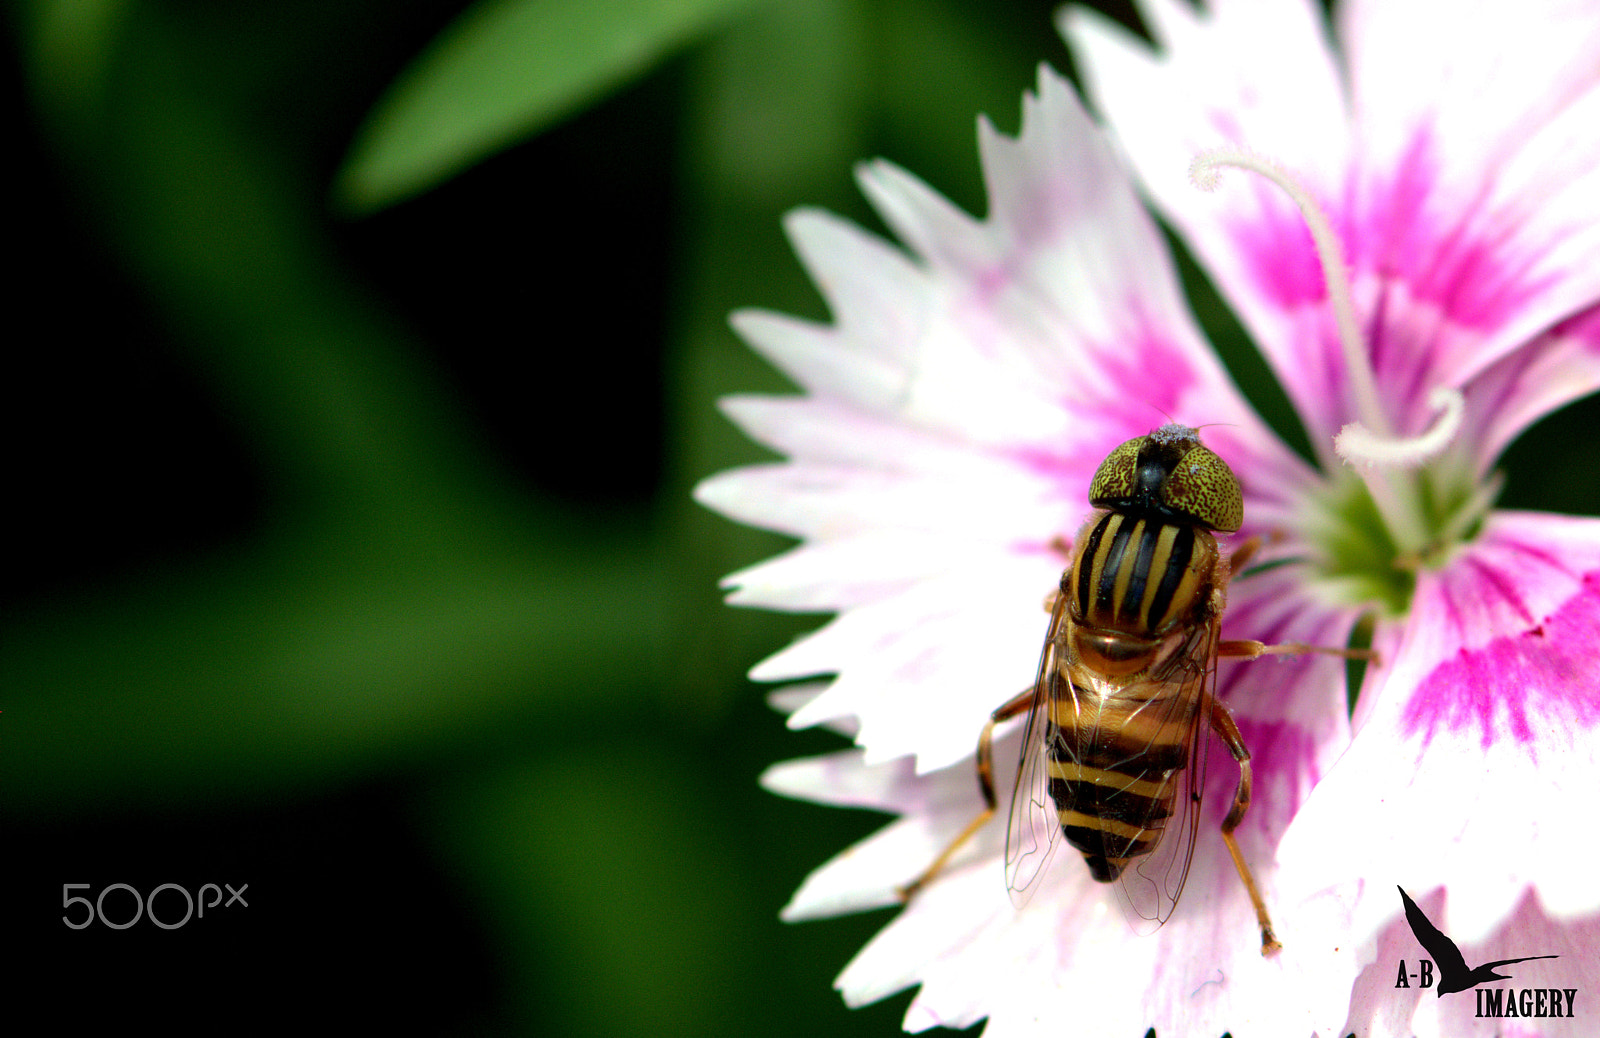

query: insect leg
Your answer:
[898,687,1036,903]
[1228,533,1267,574]
[1222,538,1376,663]
[1207,695,1282,958]
[1041,539,1073,612]
[1215,618,1381,671]
[1216,639,1375,662]
[1225,531,1300,575]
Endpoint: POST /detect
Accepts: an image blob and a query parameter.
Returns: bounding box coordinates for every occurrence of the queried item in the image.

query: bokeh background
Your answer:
[6,0,1596,1034]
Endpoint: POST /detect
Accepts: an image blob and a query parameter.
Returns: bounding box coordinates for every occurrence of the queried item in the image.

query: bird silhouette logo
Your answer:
[1397,886,1558,997]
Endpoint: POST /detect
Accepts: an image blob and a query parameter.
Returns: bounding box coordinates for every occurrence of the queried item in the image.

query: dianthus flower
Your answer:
[696,1,1600,1035]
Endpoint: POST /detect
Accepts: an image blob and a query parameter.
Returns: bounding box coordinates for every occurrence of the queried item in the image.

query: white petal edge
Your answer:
[1278,511,1600,945]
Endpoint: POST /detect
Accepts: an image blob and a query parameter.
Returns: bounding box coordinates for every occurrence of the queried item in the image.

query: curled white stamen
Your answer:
[1191,147,1480,558]
[1191,148,1389,439]
[1334,387,1465,468]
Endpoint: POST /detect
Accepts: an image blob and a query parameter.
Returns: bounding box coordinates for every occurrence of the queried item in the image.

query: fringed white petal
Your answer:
[1279,513,1600,947]
[1068,0,1600,458]
[1064,0,1352,449]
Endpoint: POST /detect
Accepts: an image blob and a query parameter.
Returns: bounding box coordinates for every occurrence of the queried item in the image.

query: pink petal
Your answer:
[844,806,1353,1038]
[1278,512,1600,943]
[1342,0,1600,377]
[1341,886,1596,1038]
[694,457,1061,544]
[1337,0,1600,427]
[1392,514,1600,758]
[1214,565,1364,805]
[1064,0,1353,448]
[1461,303,1600,470]
[761,750,972,920]
[763,557,1057,772]
[854,66,1287,461]
[1067,0,1600,453]
[768,574,1371,1037]
[698,64,1305,774]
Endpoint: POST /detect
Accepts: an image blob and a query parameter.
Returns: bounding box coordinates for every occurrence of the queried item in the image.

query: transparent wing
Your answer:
[1002,592,1069,907]
[1111,617,1216,932]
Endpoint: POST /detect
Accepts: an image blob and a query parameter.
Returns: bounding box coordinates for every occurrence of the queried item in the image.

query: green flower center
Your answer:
[1192,150,1500,622]
[1304,454,1498,618]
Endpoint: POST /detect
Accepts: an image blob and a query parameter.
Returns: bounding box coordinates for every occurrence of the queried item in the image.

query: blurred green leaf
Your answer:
[19,0,130,131]
[3,1,670,814]
[686,0,868,206]
[0,518,663,814]
[425,748,761,1037]
[336,0,767,213]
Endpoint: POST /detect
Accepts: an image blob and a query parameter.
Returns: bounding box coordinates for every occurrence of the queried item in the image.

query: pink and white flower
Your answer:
[695,1,1600,1035]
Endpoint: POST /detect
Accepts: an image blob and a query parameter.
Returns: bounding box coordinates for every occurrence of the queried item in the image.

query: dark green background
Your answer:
[5,1,1593,1034]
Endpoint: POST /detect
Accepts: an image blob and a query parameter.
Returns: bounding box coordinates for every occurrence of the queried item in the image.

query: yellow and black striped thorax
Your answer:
[1071,511,1217,636]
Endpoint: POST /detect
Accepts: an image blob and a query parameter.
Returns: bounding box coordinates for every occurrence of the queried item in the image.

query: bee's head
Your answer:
[1087,423,1243,532]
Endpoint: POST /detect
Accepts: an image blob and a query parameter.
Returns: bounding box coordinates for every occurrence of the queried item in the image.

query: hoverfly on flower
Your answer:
[899,424,1367,955]
[699,1,1600,1033]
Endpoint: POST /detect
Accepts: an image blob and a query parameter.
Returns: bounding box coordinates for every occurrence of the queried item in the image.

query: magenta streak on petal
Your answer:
[1227,129,1554,329]
[1404,571,1600,752]
[1008,320,1202,481]
[1459,554,1536,628]
[1201,717,1318,831]
[1461,302,1600,467]
[1350,131,1555,334]
[1224,130,1561,428]
[1083,315,1202,429]
[1220,197,1349,429]
[1359,135,1569,432]
[1234,717,1318,784]
[1226,187,1326,311]
[1557,303,1600,352]
[1004,443,1088,490]
[1195,106,1323,313]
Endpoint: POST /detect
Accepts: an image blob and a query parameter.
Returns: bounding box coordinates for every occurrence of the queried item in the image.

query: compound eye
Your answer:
[1087,436,1145,506]
[1158,444,1242,532]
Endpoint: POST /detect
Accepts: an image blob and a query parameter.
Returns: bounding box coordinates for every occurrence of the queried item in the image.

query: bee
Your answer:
[900,423,1364,955]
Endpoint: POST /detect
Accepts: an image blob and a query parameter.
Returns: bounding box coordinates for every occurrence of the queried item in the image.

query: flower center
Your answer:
[1190,149,1496,614]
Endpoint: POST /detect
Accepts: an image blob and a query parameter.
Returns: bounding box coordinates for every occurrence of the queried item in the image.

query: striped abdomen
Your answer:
[1045,684,1197,881]
[1049,509,1217,881]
